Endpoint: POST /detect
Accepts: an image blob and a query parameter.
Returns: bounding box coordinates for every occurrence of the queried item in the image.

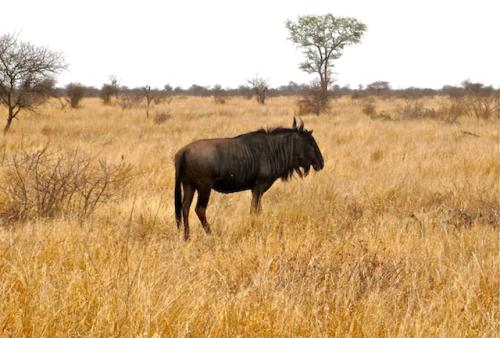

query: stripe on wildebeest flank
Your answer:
[174,117,324,240]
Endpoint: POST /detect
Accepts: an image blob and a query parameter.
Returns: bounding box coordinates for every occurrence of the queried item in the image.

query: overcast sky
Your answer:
[2,0,499,89]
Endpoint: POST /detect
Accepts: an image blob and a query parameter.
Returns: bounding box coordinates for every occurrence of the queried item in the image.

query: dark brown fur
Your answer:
[174,118,324,240]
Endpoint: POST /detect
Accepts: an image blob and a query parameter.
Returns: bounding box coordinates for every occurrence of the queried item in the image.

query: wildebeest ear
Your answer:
[308,130,313,135]
[292,117,297,129]
[298,117,304,130]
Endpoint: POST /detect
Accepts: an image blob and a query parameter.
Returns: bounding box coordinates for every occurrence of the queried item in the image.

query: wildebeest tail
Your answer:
[174,151,185,228]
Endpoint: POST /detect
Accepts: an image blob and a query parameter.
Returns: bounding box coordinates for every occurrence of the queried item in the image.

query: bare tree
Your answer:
[0,33,66,133]
[248,77,269,104]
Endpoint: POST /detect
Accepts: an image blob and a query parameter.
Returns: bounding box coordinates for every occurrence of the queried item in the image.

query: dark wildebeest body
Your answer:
[174,118,324,240]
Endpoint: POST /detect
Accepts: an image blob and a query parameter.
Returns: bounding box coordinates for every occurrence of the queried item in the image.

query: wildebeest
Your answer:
[174,118,324,240]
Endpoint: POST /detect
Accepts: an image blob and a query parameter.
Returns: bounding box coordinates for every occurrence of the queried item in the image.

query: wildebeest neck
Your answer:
[237,130,300,181]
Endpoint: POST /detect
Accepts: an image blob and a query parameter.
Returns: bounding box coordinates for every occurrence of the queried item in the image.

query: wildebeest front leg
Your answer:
[251,182,273,214]
[251,190,262,213]
[195,187,212,235]
[182,183,195,240]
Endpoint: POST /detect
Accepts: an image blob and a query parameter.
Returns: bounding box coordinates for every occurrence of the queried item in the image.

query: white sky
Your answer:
[2,0,499,89]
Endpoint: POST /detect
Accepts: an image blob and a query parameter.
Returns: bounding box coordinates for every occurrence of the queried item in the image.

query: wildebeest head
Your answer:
[291,117,324,175]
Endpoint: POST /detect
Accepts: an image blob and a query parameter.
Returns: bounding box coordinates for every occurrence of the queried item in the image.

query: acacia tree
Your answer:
[0,33,66,133]
[286,15,366,113]
[366,81,391,95]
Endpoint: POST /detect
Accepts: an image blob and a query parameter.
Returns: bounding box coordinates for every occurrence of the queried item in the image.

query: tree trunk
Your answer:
[317,78,329,114]
[3,117,13,134]
[318,61,330,114]
[3,108,14,134]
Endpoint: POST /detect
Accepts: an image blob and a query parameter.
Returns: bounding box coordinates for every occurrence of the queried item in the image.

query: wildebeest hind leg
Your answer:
[182,183,195,240]
[195,187,212,235]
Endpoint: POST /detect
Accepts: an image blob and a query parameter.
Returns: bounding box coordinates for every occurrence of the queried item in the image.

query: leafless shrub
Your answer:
[118,92,142,110]
[153,111,170,125]
[456,80,500,119]
[437,96,468,124]
[464,94,500,119]
[398,98,439,120]
[398,92,498,123]
[0,147,133,223]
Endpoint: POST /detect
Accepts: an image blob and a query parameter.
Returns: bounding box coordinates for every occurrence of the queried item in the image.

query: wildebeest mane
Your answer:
[235,127,298,137]
[235,126,309,180]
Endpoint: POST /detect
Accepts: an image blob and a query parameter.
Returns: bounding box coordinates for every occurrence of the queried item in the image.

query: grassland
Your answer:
[0,96,498,337]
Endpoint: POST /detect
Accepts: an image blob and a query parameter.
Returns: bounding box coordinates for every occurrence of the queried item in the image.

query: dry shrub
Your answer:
[212,85,226,104]
[65,83,86,108]
[297,83,324,115]
[464,94,500,119]
[0,147,133,223]
[361,98,391,120]
[437,96,469,124]
[364,95,497,123]
[119,93,143,110]
[162,96,174,105]
[361,100,376,116]
[297,95,322,115]
[398,98,439,120]
[443,199,500,230]
[213,96,226,104]
[153,111,170,124]
[405,94,500,123]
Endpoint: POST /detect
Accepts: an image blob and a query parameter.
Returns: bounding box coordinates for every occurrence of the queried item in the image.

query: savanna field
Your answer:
[0,96,498,337]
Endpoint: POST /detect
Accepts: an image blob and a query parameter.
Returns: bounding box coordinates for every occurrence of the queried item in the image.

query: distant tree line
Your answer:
[47,79,499,101]
[2,31,498,133]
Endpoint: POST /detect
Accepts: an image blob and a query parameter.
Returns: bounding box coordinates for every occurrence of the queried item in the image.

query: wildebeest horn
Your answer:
[298,117,304,130]
[292,117,297,129]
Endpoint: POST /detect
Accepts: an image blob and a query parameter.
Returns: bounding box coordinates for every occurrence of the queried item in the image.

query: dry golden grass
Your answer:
[0,96,498,337]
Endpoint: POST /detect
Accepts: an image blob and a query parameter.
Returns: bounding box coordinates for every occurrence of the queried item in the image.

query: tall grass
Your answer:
[0,96,498,337]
